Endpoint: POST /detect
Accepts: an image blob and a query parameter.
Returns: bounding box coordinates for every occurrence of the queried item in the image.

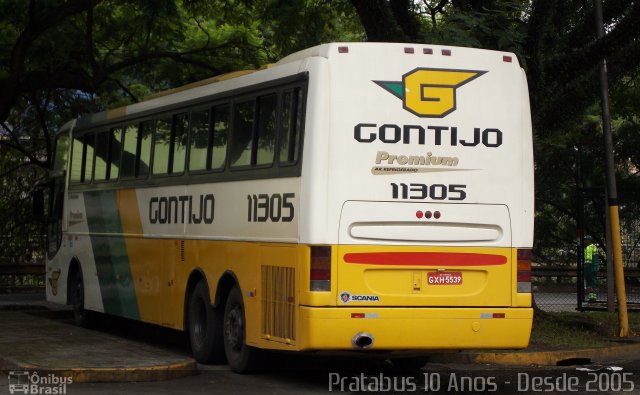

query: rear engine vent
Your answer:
[261,265,296,342]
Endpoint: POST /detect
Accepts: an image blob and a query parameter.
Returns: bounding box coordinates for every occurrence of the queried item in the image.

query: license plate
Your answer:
[428,271,463,285]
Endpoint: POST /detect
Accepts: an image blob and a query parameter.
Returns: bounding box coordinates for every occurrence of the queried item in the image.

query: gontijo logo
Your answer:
[375,68,487,118]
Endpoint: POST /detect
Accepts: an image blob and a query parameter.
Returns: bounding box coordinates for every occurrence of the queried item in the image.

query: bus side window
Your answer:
[94,131,109,181]
[70,136,84,182]
[211,104,229,170]
[189,109,210,172]
[153,118,172,175]
[279,88,303,164]
[109,127,122,180]
[121,124,138,178]
[138,121,152,177]
[83,133,95,183]
[230,100,255,167]
[256,94,277,166]
[173,113,188,174]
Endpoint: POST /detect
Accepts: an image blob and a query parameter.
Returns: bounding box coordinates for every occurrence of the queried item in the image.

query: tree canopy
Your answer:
[1,0,639,265]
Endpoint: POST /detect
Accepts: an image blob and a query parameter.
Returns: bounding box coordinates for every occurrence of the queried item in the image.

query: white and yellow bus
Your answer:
[45,42,534,372]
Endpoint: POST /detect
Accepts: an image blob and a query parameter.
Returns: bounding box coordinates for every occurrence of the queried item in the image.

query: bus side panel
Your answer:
[84,190,140,320]
[53,192,105,313]
[117,189,170,325]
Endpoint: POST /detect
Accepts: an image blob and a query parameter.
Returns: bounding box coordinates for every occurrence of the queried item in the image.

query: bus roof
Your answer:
[58,42,519,134]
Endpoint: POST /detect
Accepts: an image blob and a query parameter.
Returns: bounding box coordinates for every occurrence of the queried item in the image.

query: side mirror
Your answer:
[32,189,45,219]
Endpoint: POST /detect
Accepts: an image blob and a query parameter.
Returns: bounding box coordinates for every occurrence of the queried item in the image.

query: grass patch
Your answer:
[530,310,640,350]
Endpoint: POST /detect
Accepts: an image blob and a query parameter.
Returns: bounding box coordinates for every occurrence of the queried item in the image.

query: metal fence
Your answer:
[0,236,46,294]
[534,219,640,312]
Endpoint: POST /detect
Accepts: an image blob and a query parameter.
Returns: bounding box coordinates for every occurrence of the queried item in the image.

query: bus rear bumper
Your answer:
[296,306,533,351]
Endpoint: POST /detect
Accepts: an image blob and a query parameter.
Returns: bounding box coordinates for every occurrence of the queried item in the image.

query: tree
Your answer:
[0,0,363,265]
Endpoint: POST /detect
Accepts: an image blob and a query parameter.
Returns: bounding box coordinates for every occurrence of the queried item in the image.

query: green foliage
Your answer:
[0,0,364,265]
[434,0,528,58]
[255,0,364,60]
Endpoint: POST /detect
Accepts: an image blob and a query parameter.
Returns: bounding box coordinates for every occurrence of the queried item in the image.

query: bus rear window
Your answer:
[279,88,303,164]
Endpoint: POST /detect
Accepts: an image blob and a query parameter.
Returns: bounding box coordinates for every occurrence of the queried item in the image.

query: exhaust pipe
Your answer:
[351,332,374,349]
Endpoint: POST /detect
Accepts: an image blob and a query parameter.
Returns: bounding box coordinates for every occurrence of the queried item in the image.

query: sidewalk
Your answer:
[0,297,196,383]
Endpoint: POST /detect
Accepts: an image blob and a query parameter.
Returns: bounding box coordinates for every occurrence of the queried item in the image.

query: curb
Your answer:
[429,342,640,366]
[0,355,197,383]
[0,308,199,382]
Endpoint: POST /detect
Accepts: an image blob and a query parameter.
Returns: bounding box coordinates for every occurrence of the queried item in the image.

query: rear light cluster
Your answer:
[517,249,532,293]
[310,246,331,291]
[416,210,441,219]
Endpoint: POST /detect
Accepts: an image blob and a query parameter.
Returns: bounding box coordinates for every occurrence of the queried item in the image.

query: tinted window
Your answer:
[94,131,109,181]
[138,121,152,177]
[189,110,210,172]
[256,94,277,166]
[173,113,188,174]
[153,118,171,175]
[83,134,95,182]
[109,128,122,180]
[70,137,83,182]
[279,88,303,164]
[122,124,138,178]
[212,105,229,170]
[230,101,255,167]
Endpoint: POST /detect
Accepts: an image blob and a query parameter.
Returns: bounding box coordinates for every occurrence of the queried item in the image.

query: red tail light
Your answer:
[310,246,331,291]
[517,249,532,293]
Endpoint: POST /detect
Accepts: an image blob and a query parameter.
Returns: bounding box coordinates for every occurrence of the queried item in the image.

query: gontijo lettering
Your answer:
[354,124,502,147]
[149,194,215,224]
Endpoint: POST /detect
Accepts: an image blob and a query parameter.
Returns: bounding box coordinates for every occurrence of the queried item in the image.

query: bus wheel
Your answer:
[70,267,94,328]
[223,286,263,373]
[188,280,225,364]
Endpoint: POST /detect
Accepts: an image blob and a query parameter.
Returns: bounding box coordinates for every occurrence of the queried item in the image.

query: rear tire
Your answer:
[70,266,95,328]
[223,286,263,373]
[188,280,225,364]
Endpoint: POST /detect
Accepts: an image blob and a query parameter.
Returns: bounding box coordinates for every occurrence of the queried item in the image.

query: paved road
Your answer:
[3,358,640,394]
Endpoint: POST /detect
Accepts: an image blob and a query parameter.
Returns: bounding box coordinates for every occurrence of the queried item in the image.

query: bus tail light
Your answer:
[517,249,532,293]
[310,246,331,291]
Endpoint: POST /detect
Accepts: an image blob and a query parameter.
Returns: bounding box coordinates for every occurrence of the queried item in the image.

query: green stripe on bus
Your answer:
[85,190,140,320]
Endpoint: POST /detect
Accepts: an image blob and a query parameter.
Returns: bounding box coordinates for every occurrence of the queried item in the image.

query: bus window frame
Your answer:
[66,73,308,191]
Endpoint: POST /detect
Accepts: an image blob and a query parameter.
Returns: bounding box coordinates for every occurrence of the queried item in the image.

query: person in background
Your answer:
[584,235,600,302]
